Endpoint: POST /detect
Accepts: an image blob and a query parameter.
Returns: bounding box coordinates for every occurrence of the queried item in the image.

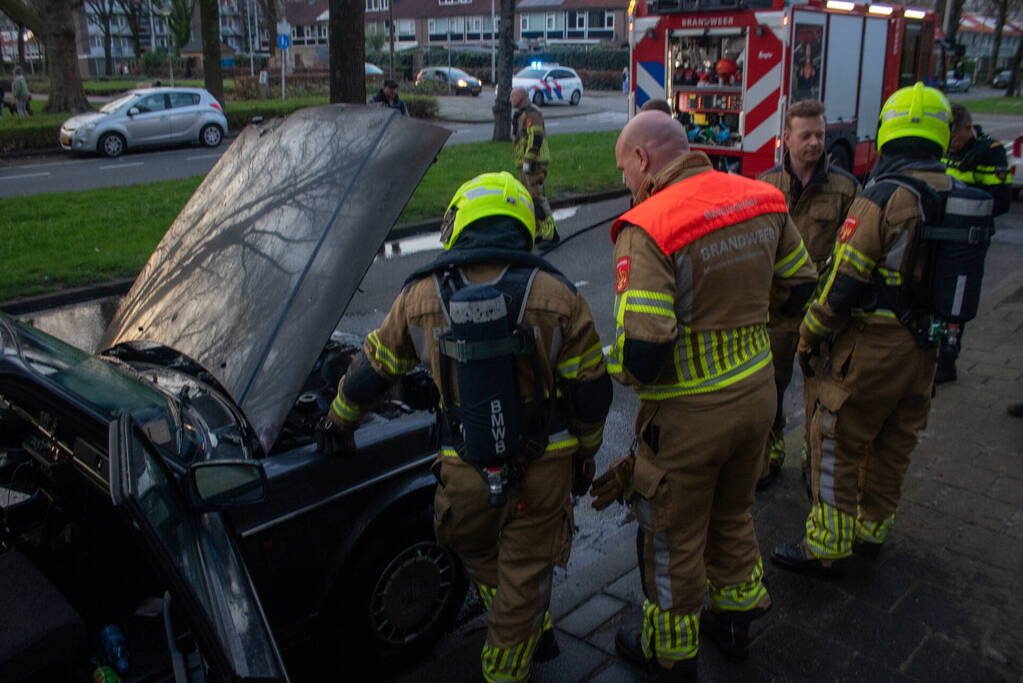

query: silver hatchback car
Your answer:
[59,87,229,158]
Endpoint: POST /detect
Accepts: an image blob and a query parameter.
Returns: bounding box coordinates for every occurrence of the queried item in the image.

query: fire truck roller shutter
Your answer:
[823,14,863,124]
[856,18,890,143]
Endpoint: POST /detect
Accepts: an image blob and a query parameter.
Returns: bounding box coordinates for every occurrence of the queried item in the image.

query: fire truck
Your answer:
[626,0,941,178]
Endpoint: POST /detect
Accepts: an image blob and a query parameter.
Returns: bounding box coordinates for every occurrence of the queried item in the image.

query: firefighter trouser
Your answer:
[805,321,936,559]
[628,372,774,668]
[518,162,553,223]
[763,316,800,476]
[433,452,573,682]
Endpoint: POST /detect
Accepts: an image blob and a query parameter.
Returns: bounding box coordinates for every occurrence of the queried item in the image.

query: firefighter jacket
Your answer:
[943,129,1011,216]
[801,154,952,343]
[512,104,550,165]
[608,152,818,400]
[758,153,860,266]
[330,218,610,460]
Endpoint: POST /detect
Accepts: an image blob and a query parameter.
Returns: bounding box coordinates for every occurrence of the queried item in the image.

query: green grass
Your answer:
[0,131,621,301]
[0,98,72,129]
[958,97,1023,115]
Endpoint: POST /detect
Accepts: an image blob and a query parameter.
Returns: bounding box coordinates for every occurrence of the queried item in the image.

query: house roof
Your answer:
[297,0,625,21]
[960,13,1023,36]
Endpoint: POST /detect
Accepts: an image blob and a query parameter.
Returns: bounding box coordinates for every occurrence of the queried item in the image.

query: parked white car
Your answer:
[1008,135,1022,198]
[512,64,583,106]
[59,87,228,158]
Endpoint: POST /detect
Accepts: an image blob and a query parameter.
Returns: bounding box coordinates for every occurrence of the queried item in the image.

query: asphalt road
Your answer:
[0,94,629,199]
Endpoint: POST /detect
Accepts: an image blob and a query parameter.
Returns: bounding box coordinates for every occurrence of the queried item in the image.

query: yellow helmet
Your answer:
[440,172,536,250]
[877,82,952,152]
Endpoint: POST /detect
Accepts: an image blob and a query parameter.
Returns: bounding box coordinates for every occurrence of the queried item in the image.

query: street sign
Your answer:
[277,33,291,50]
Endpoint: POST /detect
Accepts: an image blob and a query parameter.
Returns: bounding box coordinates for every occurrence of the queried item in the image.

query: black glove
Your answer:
[315,417,356,456]
[572,454,596,497]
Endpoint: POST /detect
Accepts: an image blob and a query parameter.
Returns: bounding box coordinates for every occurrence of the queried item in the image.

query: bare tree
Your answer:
[16,21,27,69]
[989,0,1010,76]
[86,0,119,76]
[256,0,279,61]
[199,0,223,102]
[0,0,90,112]
[491,0,514,141]
[167,0,194,54]
[329,0,364,102]
[116,0,147,59]
[1006,24,1023,95]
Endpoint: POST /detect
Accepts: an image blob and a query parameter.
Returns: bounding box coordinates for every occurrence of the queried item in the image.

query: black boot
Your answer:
[701,605,770,661]
[771,541,848,578]
[615,627,697,682]
[852,539,883,560]
[533,628,560,662]
[934,357,957,384]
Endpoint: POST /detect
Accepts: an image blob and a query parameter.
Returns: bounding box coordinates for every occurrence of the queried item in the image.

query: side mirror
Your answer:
[128,107,140,116]
[188,460,267,510]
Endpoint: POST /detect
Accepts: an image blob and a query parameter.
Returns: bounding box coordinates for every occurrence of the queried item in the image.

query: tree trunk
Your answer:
[199,0,224,103]
[329,0,364,103]
[491,0,514,141]
[257,0,278,62]
[990,0,1009,75]
[17,22,26,70]
[38,0,90,112]
[1005,28,1023,96]
[102,17,113,76]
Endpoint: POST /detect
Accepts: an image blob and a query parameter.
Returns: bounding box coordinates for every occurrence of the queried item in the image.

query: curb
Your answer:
[0,188,630,315]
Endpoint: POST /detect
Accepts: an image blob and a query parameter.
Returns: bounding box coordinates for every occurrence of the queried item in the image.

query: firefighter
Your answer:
[510,86,560,244]
[590,111,817,678]
[936,103,1011,383]
[318,171,612,682]
[756,100,859,491]
[772,83,979,575]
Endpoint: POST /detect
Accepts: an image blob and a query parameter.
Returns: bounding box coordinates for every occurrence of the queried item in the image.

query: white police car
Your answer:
[512,63,583,107]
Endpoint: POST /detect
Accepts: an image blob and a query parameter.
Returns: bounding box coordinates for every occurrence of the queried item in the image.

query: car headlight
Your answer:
[457,79,467,87]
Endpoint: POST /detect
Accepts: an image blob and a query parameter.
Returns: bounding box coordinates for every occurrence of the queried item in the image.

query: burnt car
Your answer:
[0,105,467,682]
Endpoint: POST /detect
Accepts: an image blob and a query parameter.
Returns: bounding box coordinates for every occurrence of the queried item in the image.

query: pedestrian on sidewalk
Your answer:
[367,79,409,116]
[755,100,859,491]
[772,83,994,576]
[591,110,816,679]
[12,67,29,116]
[935,103,1011,384]
[318,172,612,683]
[510,86,560,244]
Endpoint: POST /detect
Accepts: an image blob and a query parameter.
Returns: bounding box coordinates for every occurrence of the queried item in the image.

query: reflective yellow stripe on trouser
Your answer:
[641,600,699,663]
[805,501,856,559]
[856,513,895,544]
[707,557,768,612]
[478,583,552,683]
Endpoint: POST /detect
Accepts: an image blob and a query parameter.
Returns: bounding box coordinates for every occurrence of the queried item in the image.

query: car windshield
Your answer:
[515,68,547,79]
[0,315,204,464]
[101,93,137,113]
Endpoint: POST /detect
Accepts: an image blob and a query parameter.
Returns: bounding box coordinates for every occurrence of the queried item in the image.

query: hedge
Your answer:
[0,95,439,153]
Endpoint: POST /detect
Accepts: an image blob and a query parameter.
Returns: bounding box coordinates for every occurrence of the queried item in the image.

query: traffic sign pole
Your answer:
[276,22,291,101]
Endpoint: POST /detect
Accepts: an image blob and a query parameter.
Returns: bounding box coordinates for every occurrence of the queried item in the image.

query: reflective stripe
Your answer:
[855,514,895,544]
[641,600,699,662]
[876,267,902,285]
[840,243,876,276]
[478,583,498,609]
[482,633,539,683]
[947,195,996,216]
[578,425,603,448]
[819,411,837,506]
[557,342,603,379]
[367,330,417,376]
[707,557,768,611]
[884,229,909,269]
[774,241,810,278]
[803,309,831,337]
[804,501,855,559]
[545,429,579,452]
[331,394,361,423]
[653,529,672,608]
[639,340,771,400]
[851,309,897,320]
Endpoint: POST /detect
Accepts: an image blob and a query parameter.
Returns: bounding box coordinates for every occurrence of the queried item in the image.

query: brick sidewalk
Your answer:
[396,271,1023,683]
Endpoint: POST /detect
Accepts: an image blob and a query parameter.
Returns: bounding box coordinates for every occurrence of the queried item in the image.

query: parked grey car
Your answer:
[59,87,228,158]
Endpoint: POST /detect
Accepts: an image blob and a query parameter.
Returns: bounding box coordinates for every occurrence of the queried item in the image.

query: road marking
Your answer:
[552,206,578,221]
[2,171,51,180]
[100,162,144,170]
[186,153,222,160]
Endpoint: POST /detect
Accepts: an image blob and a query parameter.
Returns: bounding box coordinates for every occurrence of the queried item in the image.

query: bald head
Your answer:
[511,86,529,110]
[615,111,689,197]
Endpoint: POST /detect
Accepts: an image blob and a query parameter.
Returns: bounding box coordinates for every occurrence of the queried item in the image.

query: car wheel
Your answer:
[98,132,126,158]
[570,90,581,106]
[532,91,545,107]
[327,510,467,665]
[200,123,223,148]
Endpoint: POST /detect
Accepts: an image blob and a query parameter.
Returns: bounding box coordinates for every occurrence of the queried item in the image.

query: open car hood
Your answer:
[101,105,449,452]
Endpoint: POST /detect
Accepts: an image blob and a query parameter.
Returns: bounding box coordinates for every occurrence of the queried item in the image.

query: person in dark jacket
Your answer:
[368,79,409,116]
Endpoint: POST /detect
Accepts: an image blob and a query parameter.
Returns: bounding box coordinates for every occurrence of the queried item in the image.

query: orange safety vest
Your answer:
[611,169,788,255]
